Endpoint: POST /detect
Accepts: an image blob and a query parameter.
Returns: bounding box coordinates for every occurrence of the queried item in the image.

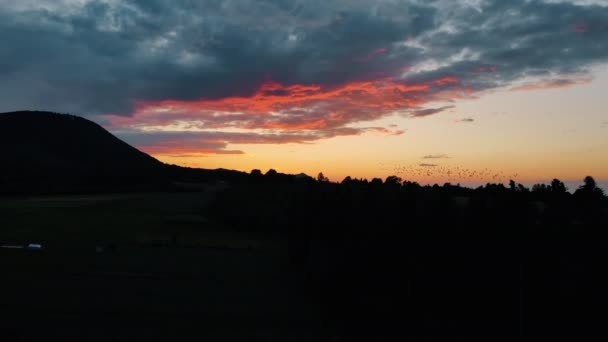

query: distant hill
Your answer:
[0,111,299,195]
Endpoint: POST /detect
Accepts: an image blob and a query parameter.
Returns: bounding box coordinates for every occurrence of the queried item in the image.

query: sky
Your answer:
[1,0,607,187]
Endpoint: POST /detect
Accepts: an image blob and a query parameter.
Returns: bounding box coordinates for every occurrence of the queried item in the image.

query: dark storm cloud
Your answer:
[404,0,608,89]
[0,0,436,115]
[2,0,603,114]
[1,0,608,152]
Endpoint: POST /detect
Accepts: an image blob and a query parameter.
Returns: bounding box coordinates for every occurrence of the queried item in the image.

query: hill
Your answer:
[0,111,290,194]
[0,111,168,194]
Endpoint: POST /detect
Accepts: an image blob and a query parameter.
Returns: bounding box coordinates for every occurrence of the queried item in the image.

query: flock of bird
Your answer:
[379,163,519,184]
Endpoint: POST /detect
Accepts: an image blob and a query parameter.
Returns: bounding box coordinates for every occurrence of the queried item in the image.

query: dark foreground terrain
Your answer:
[302,238,608,339]
[0,193,330,341]
[2,189,608,340]
[2,111,608,339]
[1,246,327,341]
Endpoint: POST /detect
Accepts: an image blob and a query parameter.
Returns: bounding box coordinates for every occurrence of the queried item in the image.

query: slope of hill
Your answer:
[0,111,168,193]
[0,111,299,194]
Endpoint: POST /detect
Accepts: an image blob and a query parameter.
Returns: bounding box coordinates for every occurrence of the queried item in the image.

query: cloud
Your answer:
[422,154,450,159]
[456,118,475,123]
[408,105,455,118]
[116,126,403,155]
[354,47,388,62]
[107,76,459,131]
[510,78,592,92]
[1,0,608,154]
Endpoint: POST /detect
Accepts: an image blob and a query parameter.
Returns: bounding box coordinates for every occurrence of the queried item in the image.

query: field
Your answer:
[0,193,329,341]
[1,192,232,244]
[5,192,608,339]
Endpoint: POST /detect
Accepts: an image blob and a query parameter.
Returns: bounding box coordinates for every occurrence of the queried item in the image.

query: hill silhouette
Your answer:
[0,111,255,194]
[0,111,168,193]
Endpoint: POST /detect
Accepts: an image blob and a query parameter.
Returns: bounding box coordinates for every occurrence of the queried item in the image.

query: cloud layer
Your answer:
[1,0,608,154]
[422,154,450,159]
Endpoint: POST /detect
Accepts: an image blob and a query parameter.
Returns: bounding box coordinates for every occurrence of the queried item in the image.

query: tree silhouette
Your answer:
[317,172,329,182]
[384,175,402,186]
[571,176,606,224]
[582,176,597,191]
[517,183,529,193]
[575,176,605,197]
[550,179,567,193]
[509,180,517,191]
[532,183,550,193]
[370,178,383,186]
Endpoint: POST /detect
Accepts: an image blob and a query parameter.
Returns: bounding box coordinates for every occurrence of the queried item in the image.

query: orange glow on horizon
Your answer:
[101,69,606,187]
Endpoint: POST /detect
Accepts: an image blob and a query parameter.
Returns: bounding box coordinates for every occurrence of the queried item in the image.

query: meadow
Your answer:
[0,192,330,341]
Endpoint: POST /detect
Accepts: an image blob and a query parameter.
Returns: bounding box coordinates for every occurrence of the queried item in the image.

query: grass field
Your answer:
[0,192,279,247]
[0,192,331,341]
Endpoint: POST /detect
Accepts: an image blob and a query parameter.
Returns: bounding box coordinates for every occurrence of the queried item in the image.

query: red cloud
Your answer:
[106,75,464,154]
[107,76,461,131]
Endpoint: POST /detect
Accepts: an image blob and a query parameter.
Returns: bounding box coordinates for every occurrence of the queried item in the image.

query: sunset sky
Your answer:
[1,0,607,187]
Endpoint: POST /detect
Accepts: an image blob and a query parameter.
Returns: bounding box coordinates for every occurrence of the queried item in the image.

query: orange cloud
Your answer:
[107,75,462,131]
[137,78,429,115]
[106,74,465,155]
